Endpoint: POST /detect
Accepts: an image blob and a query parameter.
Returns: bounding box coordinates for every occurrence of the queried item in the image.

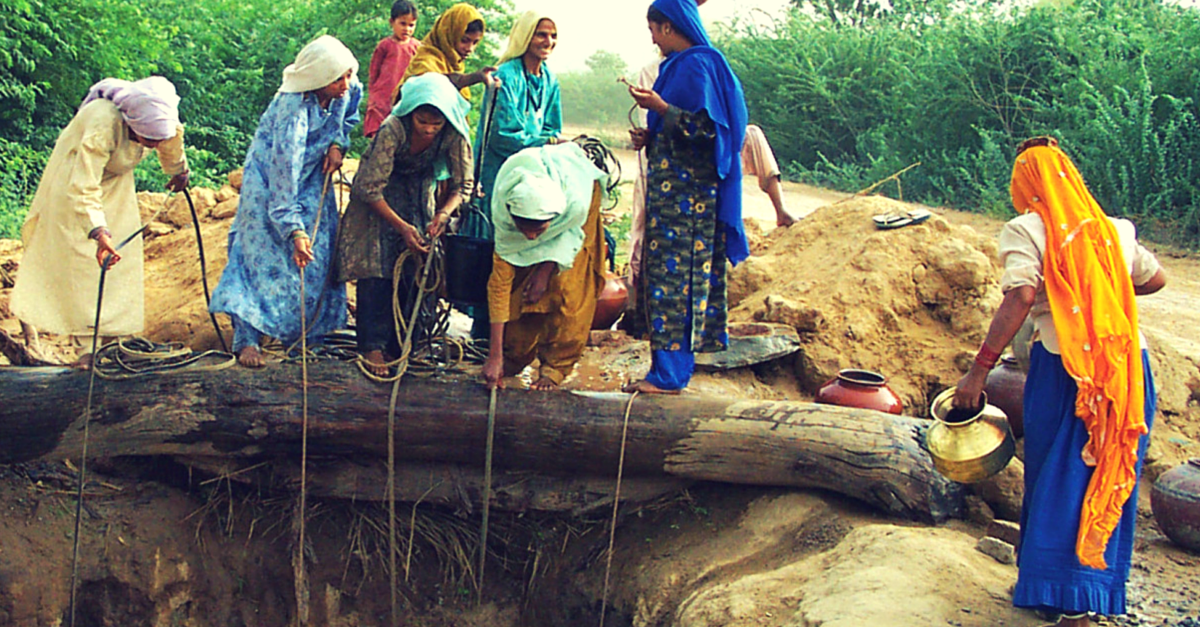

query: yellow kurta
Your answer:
[486,183,605,384]
[10,100,186,336]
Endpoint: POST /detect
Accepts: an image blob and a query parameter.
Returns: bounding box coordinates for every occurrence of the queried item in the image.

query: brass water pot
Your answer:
[925,388,1016,483]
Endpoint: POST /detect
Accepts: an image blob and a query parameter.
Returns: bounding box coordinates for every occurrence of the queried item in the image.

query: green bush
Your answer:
[724,0,1200,246]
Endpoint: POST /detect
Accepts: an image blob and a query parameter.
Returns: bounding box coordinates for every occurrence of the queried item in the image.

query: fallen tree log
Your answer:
[0,364,965,522]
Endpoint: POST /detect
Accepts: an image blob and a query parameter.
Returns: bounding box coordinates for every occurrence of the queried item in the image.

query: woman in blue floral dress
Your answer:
[623,0,748,393]
[210,36,362,367]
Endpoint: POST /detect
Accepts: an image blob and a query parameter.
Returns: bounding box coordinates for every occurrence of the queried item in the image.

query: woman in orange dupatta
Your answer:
[954,137,1166,626]
[394,3,493,102]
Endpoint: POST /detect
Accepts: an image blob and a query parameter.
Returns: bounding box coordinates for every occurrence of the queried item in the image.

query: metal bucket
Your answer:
[443,234,493,307]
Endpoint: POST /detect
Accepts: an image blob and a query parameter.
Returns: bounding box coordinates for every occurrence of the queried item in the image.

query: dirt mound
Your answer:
[728,196,1002,414]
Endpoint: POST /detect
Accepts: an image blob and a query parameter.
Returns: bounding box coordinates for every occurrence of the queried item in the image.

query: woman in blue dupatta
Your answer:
[335,73,474,376]
[622,0,748,394]
[210,36,362,368]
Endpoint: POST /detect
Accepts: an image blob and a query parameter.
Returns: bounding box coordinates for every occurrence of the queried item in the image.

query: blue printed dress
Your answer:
[465,58,561,240]
[210,82,362,348]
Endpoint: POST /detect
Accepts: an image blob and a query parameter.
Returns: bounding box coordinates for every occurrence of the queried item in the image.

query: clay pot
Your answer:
[591,273,628,331]
[815,369,903,415]
[1151,458,1200,553]
[925,388,1016,484]
[984,354,1026,438]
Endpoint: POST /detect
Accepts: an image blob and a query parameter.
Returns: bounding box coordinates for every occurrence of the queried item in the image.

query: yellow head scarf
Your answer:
[399,3,484,100]
[498,11,554,66]
[1010,139,1147,570]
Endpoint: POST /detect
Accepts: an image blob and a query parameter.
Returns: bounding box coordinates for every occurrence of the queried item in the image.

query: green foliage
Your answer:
[0,0,519,237]
[559,50,634,130]
[0,137,48,238]
[727,0,1200,246]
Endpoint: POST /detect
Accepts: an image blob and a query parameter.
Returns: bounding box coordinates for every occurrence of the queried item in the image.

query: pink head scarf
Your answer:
[81,76,181,141]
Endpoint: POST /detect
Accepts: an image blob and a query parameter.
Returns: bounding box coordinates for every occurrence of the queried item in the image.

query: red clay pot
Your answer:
[1151,458,1200,554]
[815,369,904,415]
[591,273,628,331]
[984,355,1026,438]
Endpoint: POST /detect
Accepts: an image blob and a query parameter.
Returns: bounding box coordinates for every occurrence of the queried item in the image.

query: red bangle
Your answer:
[975,343,1001,369]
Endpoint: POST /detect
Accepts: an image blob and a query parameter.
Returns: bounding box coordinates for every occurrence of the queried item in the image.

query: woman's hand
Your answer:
[629,128,650,151]
[95,232,121,268]
[628,85,668,115]
[292,233,315,269]
[166,170,190,193]
[427,210,452,240]
[952,368,988,410]
[476,67,500,89]
[482,354,505,390]
[323,144,344,174]
[394,218,429,254]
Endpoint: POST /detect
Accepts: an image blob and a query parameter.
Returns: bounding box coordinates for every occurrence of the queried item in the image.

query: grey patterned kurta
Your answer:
[336,115,473,281]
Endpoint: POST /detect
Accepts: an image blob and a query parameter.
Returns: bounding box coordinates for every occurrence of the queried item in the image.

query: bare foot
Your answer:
[362,349,390,376]
[530,376,558,391]
[621,379,681,395]
[237,346,266,368]
[70,352,94,371]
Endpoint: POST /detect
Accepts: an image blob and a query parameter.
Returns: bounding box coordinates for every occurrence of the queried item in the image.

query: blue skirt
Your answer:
[1013,343,1155,616]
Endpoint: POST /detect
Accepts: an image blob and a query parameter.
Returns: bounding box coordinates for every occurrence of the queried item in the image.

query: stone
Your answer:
[696,322,801,370]
[986,519,1021,549]
[228,168,244,190]
[975,536,1016,565]
[973,457,1025,522]
[145,221,177,238]
[215,185,237,203]
[210,197,239,220]
[163,187,216,228]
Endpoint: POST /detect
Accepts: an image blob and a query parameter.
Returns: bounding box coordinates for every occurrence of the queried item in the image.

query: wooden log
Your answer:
[0,364,965,522]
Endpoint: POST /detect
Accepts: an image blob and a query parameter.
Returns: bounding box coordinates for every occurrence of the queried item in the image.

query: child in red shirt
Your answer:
[364,0,420,137]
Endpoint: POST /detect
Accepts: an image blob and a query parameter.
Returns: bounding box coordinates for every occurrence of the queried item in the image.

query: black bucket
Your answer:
[443,234,493,306]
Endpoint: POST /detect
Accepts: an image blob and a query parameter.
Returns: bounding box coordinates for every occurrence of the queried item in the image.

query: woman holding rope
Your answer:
[10,77,189,367]
[335,73,473,377]
[210,35,361,368]
[622,0,749,394]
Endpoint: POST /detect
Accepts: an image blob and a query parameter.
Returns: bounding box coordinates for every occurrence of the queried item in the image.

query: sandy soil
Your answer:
[0,154,1198,626]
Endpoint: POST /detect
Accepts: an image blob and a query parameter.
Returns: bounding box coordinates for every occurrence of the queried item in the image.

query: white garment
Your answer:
[11,100,186,335]
[998,212,1162,354]
[280,35,360,94]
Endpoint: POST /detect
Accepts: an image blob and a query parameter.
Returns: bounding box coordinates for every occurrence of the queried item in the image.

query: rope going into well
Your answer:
[599,390,639,627]
[69,190,182,627]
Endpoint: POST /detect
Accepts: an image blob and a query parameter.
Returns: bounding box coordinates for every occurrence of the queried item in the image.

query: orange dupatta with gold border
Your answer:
[1009,143,1147,570]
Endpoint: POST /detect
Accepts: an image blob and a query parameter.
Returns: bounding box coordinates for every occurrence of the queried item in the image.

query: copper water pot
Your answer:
[984,354,1026,438]
[1150,458,1200,553]
[591,272,628,331]
[925,388,1016,483]
[815,369,904,415]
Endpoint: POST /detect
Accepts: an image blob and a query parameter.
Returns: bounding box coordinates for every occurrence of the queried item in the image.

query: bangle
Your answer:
[291,230,310,241]
[89,227,112,241]
[974,343,1001,369]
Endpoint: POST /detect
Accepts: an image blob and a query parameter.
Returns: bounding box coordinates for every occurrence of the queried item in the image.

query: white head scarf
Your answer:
[80,76,181,141]
[279,35,360,94]
[498,11,554,66]
[492,144,606,271]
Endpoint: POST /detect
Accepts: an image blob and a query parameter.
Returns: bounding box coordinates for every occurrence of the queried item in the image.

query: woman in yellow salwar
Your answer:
[480,142,607,390]
[395,3,493,102]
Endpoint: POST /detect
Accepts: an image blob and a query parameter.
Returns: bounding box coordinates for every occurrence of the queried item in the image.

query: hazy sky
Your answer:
[506,0,792,73]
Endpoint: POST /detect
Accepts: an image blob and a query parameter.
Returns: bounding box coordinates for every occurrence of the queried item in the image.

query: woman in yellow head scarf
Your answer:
[953,137,1167,627]
[397,2,493,101]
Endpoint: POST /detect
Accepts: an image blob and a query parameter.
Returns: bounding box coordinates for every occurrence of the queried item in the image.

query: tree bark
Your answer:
[0,364,965,522]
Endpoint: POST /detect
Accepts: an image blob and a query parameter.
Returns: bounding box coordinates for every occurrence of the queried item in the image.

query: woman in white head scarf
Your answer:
[209,35,362,368]
[10,76,189,364]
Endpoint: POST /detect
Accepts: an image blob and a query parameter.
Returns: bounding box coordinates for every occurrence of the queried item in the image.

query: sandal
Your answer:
[873,213,912,230]
[907,208,932,225]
